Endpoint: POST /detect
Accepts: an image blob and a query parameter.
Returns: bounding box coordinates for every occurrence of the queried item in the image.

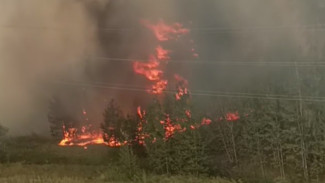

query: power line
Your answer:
[2,24,325,32]
[93,57,325,67]
[192,89,325,100]
[190,24,325,32]
[53,80,325,102]
[76,80,325,100]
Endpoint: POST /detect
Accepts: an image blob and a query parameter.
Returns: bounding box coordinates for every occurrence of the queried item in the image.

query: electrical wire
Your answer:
[2,24,325,32]
[53,80,325,102]
[93,57,325,67]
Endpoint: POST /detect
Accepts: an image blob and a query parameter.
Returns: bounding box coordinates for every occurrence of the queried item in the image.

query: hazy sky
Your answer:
[0,0,324,135]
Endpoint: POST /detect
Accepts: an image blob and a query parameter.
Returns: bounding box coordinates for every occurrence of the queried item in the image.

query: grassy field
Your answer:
[0,163,238,183]
[0,135,238,183]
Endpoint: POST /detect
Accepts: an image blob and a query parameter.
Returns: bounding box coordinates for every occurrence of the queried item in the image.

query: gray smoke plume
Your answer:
[0,0,323,135]
[0,0,105,134]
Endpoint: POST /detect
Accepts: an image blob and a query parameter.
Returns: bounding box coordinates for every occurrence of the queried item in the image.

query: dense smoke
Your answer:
[0,0,102,134]
[0,0,324,134]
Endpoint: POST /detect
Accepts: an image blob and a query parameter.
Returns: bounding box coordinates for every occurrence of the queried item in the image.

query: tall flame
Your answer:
[135,106,149,145]
[58,20,241,150]
[133,20,189,95]
[142,20,189,41]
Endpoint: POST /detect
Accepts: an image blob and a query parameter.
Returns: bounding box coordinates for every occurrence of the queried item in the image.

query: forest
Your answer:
[3,71,325,183]
[1,1,325,183]
[4,63,324,183]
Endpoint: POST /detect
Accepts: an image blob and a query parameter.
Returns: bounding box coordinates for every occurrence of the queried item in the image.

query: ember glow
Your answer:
[201,118,212,126]
[150,80,168,95]
[58,108,125,148]
[133,54,166,94]
[135,106,150,145]
[58,124,125,148]
[185,110,191,118]
[142,20,189,41]
[161,114,186,140]
[156,46,170,61]
[58,111,240,148]
[175,74,189,100]
[225,112,240,121]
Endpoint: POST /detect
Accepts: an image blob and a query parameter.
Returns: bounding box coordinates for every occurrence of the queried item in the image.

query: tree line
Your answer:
[47,66,325,183]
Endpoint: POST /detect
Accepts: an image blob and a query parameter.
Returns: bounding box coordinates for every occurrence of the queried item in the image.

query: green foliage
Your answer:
[48,97,78,140]
[143,96,208,176]
[172,130,208,175]
[43,65,325,182]
[118,145,141,180]
[0,163,237,183]
[101,99,125,140]
[2,135,112,165]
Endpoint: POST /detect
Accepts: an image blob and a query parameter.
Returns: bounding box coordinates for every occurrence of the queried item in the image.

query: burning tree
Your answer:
[101,99,125,143]
[142,96,208,175]
[48,96,78,140]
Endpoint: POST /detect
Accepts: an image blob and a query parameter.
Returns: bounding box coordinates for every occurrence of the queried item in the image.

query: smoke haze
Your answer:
[0,0,101,134]
[0,0,324,134]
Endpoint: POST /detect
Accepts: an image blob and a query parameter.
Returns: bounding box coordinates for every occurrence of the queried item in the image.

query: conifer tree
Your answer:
[101,99,124,140]
[48,96,77,140]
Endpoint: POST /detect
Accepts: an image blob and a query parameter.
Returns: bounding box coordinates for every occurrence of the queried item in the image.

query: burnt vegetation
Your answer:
[2,1,325,183]
[3,83,325,183]
[7,76,325,183]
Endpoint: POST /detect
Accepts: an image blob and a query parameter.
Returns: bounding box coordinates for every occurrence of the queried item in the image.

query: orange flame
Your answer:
[225,112,240,121]
[201,118,212,126]
[185,110,191,118]
[142,20,189,41]
[58,124,125,148]
[57,20,245,150]
[156,45,170,60]
[133,57,162,81]
[133,51,167,94]
[133,20,190,95]
[149,80,168,94]
[162,114,186,140]
[174,74,189,100]
[135,106,149,145]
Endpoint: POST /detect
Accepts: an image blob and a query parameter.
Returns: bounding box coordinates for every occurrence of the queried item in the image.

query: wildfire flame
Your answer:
[225,112,240,121]
[135,106,149,145]
[133,20,190,95]
[142,20,189,41]
[58,124,126,148]
[156,45,170,61]
[58,20,241,149]
[201,118,212,125]
[161,114,186,140]
[174,74,189,100]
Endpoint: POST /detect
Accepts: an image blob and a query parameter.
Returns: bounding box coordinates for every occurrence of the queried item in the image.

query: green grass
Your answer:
[0,135,238,183]
[2,135,115,165]
[0,163,238,183]
[0,163,106,183]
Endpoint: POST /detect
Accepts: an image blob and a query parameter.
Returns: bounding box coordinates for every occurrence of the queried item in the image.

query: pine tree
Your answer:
[118,145,141,179]
[48,96,77,140]
[0,124,8,137]
[0,123,8,162]
[101,99,124,141]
